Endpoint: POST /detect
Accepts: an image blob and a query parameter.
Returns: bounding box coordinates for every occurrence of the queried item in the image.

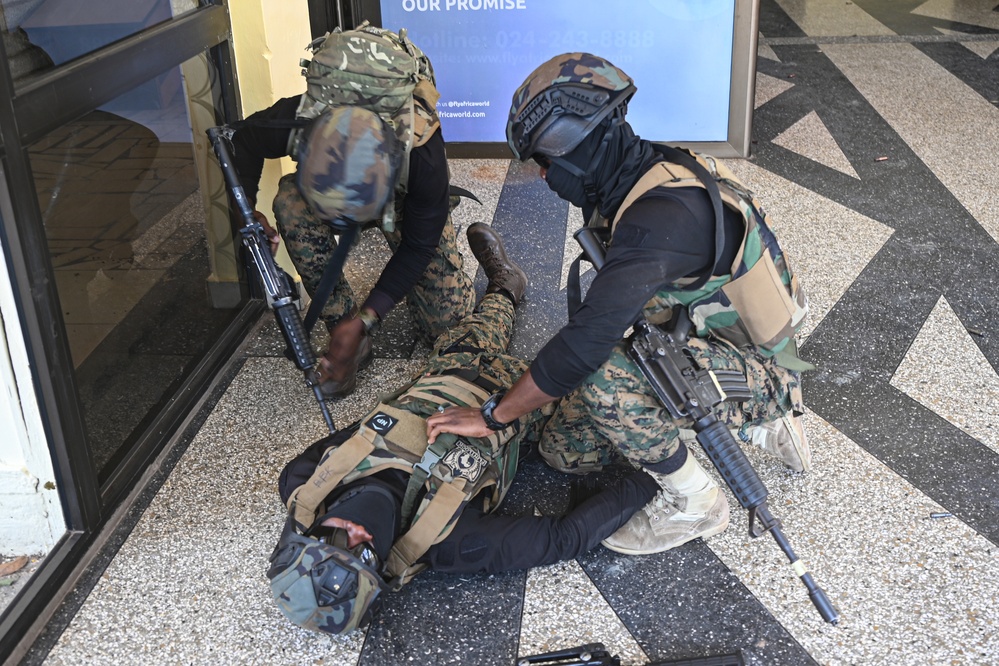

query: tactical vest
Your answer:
[288,21,442,232]
[287,373,519,588]
[611,150,808,365]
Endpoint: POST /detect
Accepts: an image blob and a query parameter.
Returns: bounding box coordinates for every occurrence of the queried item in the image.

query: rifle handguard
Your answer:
[693,417,769,510]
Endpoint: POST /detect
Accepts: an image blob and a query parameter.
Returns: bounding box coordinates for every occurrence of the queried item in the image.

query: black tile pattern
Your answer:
[754,0,999,547]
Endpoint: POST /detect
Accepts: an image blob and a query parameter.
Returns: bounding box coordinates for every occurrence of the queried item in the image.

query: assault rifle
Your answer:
[206,126,336,435]
[518,643,745,666]
[574,226,838,625]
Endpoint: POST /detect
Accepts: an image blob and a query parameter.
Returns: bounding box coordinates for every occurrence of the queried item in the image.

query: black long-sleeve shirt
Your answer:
[229,96,451,319]
[532,186,744,397]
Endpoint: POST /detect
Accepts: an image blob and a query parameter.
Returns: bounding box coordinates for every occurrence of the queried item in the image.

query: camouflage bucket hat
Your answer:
[297,106,399,225]
[267,513,387,635]
[506,52,636,161]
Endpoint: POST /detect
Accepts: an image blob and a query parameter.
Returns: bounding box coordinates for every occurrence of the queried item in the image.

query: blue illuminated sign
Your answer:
[379,0,736,145]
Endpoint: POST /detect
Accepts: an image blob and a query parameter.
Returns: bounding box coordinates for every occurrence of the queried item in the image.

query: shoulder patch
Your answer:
[440,440,488,484]
[365,412,398,435]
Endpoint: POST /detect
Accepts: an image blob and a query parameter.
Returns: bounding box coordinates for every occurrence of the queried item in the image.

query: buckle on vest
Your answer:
[414,445,444,477]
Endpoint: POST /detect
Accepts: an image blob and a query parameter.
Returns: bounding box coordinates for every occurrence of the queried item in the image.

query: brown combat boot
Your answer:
[466,223,527,305]
[317,333,373,399]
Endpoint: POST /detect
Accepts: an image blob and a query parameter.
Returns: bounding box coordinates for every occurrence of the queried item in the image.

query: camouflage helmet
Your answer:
[507,52,636,161]
[296,106,399,227]
[267,509,388,636]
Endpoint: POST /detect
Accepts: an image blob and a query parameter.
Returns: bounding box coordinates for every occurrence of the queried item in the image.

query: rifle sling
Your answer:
[303,223,359,335]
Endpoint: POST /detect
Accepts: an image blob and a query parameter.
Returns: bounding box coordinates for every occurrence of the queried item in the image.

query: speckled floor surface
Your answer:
[25,0,999,664]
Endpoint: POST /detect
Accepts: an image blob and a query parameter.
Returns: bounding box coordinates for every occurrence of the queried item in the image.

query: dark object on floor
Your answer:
[516,642,746,666]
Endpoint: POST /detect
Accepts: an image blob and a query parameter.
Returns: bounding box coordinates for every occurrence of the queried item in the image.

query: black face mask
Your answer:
[544,159,589,208]
[539,124,611,209]
[320,481,401,562]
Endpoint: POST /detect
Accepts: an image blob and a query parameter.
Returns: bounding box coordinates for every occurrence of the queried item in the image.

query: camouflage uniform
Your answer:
[420,292,553,448]
[506,55,808,475]
[273,24,475,343]
[271,292,549,636]
[273,177,474,343]
[539,337,803,473]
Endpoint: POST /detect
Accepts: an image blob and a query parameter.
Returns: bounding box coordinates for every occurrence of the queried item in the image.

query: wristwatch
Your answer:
[480,390,513,431]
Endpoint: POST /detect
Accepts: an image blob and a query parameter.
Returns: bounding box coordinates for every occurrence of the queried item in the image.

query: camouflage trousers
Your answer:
[539,335,805,473]
[273,174,475,343]
[414,293,554,449]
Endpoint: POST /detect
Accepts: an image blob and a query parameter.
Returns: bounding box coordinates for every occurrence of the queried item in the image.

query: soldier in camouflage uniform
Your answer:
[230,25,475,399]
[267,224,659,636]
[426,53,812,557]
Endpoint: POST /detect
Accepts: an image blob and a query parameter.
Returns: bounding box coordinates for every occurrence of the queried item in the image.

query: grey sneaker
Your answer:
[601,486,729,555]
[750,414,811,472]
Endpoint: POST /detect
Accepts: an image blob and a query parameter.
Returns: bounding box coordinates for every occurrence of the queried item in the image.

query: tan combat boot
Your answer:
[602,451,729,555]
[681,414,812,473]
[749,414,811,473]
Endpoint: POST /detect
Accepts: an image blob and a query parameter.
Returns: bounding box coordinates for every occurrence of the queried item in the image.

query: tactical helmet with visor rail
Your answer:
[506,52,636,163]
[267,499,391,636]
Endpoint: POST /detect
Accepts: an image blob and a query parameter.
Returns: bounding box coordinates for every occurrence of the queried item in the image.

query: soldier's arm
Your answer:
[426,368,556,443]
[229,95,302,203]
[364,131,450,319]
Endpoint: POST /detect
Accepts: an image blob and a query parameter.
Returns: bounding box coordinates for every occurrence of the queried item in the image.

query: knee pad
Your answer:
[538,441,606,475]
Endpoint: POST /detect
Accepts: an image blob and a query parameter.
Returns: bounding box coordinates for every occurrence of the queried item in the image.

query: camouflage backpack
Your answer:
[289,20,442,231]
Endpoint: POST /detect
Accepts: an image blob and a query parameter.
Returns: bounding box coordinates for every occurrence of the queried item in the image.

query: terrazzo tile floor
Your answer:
[23,0,999,663]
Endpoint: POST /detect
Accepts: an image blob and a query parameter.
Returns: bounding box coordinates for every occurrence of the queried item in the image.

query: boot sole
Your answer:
[600,517,729,556]
[601,498,731,556]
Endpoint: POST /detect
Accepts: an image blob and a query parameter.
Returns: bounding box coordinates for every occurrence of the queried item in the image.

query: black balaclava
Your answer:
[543,125,608,209]
[543,117,660,222]
[322,479,401,562]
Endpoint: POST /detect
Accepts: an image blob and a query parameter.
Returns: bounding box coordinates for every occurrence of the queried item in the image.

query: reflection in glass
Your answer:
[1,0,200,86]
[4,0,181,68]
[28,55,243,480]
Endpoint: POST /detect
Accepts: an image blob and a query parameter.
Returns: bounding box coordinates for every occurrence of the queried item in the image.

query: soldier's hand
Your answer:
[426,407,492,443]
[319,317,366,383]
[253,210,281,256]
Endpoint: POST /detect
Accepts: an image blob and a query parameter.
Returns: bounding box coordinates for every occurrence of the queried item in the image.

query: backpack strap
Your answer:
[648,145,726,291]
[385,477,467,587]
[287,426,377,530]
[302,223,359,334]
[566,146,727,316]
[411,78,441,150]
